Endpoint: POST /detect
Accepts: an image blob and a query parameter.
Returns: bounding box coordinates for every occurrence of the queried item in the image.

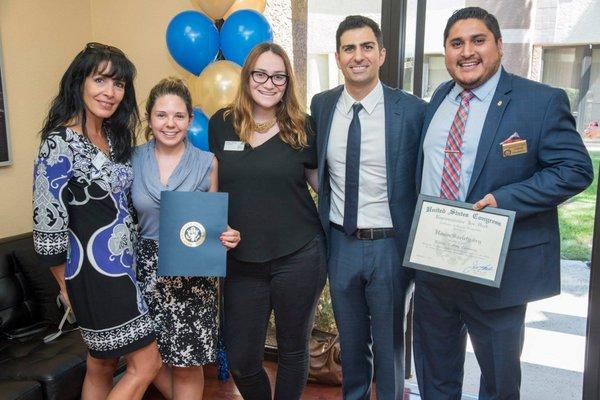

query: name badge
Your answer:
[502,140,527,157]
[92,152,108,170]
[224,141,245,151]
[500,132,527,157]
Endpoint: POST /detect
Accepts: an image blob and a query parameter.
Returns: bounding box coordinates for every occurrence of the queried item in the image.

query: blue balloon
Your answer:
[188,108,210,151]
[166,11,219,75]
[220,9,273,67]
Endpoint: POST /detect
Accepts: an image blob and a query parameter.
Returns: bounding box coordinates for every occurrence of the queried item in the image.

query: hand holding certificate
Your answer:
[403,195,515,287]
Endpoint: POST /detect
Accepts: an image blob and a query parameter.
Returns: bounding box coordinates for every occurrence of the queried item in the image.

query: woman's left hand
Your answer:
[220,226,241,250]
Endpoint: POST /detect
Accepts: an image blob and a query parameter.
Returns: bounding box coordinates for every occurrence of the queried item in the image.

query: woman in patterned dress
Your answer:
[131,78,240,400]
[32,43,161,399]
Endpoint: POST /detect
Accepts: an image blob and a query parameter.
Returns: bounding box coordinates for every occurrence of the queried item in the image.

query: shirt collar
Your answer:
[341,80,383,115]
[449,67,502,102]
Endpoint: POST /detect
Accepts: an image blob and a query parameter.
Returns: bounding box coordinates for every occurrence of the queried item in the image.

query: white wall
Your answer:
[535,0,600,45]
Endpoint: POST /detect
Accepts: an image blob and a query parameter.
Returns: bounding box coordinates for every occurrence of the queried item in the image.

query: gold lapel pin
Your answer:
[497,100,503,106]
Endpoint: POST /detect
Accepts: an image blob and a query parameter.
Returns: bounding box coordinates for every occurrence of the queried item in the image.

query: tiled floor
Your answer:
[143,361,420,399]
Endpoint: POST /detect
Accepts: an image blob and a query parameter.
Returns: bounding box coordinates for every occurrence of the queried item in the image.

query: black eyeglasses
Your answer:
[85,42,125,56]
[250,71,288,87]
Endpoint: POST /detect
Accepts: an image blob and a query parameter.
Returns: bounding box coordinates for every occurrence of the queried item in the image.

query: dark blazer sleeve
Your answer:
[309,93,321,123]
[306,113,317,138]
[492,88,593,216]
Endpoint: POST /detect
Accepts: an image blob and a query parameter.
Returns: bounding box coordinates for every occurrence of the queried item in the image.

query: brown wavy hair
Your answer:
[225,43,308,149]
[144,77,193,140]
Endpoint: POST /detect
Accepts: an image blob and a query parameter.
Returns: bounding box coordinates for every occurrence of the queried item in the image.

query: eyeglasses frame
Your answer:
[250,70,289,87]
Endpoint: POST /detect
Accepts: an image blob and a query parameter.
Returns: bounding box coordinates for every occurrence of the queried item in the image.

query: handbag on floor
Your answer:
[308,328,342,385]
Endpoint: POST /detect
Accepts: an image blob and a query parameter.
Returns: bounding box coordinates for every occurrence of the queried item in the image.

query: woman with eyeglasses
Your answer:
[33,43,161,399]
[208,42,326,400]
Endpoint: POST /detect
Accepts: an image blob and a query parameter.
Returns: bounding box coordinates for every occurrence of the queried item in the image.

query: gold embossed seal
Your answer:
[180,221,206,248]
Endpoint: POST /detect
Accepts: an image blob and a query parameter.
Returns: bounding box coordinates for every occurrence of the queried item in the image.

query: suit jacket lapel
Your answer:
[317,86,344,191]
[384,86,403,200]
[416,81,454,191]
[466,69,512,199]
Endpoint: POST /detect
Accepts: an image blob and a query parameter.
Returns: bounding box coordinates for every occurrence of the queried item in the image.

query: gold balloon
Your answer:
[189,60,242,117]
[224,0,267,19]
[192,0,236,20]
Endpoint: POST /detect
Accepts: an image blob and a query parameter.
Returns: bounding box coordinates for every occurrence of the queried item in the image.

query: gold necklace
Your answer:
[254,117,277,133]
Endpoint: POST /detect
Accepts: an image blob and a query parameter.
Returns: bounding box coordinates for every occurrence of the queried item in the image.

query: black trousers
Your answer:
[224,235,327,400]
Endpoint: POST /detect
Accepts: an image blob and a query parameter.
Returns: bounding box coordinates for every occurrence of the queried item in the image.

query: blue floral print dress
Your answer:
[32,127,154,358]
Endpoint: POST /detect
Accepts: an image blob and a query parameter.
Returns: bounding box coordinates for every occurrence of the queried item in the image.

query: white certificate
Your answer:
[403,195,515,287]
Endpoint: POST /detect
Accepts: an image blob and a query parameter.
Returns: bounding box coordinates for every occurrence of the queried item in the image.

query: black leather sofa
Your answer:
[0,233,87,400]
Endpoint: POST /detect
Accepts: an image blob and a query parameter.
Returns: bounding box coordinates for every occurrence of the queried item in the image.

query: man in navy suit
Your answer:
[414,7,593,399]
[310,15,426,400]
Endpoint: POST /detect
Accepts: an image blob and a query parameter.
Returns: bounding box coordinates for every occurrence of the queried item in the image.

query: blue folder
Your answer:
[158,191,228,277]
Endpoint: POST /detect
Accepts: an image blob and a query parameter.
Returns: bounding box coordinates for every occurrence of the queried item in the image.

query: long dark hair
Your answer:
[40,44,139,162]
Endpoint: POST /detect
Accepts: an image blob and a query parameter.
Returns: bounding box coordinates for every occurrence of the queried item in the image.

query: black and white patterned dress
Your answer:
[131,140,218,367]
[32,127,155,358]
[135,240,218,366]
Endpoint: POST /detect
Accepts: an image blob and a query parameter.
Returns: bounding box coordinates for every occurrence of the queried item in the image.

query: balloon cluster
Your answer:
[165,0,272,150]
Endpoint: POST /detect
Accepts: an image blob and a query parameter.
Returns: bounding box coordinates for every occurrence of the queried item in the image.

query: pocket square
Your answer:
[501,132,522,144]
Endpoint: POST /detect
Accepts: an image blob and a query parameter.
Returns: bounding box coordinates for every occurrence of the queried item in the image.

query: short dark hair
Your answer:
[443,7,502,45]
[336,15,384,51]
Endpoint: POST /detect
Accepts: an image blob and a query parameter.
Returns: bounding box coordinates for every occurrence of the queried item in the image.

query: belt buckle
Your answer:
[356,228,374,240]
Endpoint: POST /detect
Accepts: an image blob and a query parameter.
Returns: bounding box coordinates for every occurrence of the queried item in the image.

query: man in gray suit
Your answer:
[310,15,426,400]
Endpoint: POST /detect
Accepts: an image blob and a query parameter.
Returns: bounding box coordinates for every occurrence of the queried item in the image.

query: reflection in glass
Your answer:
[542,47,584,114]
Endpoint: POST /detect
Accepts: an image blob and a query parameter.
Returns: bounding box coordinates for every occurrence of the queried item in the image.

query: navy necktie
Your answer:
[343,103,363,235]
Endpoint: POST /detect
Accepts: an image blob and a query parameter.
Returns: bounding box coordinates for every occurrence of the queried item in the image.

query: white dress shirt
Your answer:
[327,81,393,228]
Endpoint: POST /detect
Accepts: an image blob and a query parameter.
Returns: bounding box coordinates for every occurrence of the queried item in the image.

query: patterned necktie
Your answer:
[343,103,363,235]
[440,90,475,200]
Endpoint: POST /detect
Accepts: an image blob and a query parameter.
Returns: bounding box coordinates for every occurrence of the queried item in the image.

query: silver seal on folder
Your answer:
[180,221,206,247]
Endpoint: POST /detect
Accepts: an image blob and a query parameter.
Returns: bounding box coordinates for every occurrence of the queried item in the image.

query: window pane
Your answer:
[542,47,584,113]
[402,0,418,93]
[423,54,451,100]
[582,48,600,135]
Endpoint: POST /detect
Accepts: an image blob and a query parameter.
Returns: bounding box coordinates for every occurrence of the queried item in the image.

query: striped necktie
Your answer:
[440,90,475,200]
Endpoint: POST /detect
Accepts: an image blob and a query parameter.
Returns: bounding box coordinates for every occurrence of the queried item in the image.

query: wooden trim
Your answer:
[0,232,32,245]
